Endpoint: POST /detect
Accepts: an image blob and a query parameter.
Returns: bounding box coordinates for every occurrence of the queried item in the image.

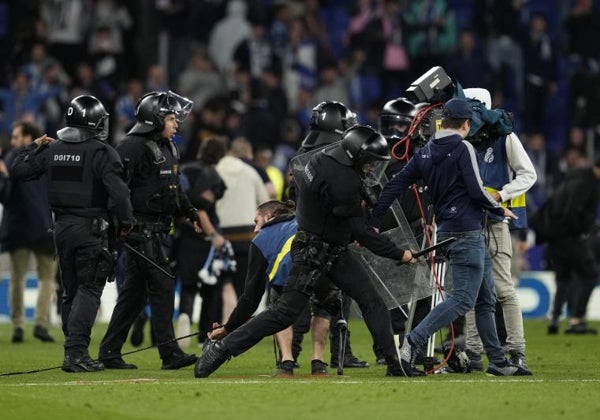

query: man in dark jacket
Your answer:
[371,98,530,377]
[0,120,56,344]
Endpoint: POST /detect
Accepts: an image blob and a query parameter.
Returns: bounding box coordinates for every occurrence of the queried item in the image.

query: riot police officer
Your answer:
[11,95,134,372]
[195,125,417,378]
[98,90,200,370]
[293,101,369,371]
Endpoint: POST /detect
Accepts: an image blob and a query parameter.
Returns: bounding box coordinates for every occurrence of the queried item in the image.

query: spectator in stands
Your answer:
[114,78,144,141]
[178,48,225,111]
[522,12,558,134]
[208,0,251,82]
[182,95,230,163]
[0,67,62,138]
[445,28,492,94]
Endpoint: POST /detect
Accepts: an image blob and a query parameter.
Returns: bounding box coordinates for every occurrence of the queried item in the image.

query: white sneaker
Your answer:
[176,313,191,349]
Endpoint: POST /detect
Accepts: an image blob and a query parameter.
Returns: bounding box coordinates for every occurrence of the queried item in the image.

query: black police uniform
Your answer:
[98,133,197,368]
[291,135,366,367]
[11,137,133,368]
[218,152,405,368]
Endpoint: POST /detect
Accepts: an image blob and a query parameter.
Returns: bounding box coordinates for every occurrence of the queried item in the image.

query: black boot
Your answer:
[194,341,231,377]
[62,354,105,373]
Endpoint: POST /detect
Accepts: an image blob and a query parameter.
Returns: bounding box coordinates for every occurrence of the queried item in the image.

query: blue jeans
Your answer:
[409,230,505,364]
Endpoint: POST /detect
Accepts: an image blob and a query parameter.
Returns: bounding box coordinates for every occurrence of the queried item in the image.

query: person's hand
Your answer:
[503,207,517,220]
[33,134,55,148]
[490,191,502,203]
[211,233,226,249]
[208,322,228,340]
[0,159,9,176]
[400,249,418,264]
[187,208,202,233]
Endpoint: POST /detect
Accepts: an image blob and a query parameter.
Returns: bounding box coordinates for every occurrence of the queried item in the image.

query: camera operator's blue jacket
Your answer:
[371,129,504,233]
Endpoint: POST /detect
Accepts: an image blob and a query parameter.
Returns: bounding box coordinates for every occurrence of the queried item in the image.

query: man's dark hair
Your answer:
[13,120,43,140]
[200,137,228,165]
[440,118,467,130]
[257,200,295,218]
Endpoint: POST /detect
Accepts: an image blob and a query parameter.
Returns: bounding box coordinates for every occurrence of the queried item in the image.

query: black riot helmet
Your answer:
[377,97,418,142]
[323,125,390,169]
[128,90,193,135]
[301,101,357,150]
[57,95,109,143]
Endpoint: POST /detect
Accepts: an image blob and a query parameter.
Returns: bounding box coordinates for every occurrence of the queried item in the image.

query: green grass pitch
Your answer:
[1,319,599,420]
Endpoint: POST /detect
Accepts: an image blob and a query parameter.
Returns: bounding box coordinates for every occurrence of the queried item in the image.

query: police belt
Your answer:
[52,207,108,219]
[52,211,109,234]
[295,230,347,252]
[132,214,171,234]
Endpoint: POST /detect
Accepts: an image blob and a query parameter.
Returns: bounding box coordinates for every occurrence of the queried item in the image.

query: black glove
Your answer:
[187,207,201,227]
[119,218,136,237]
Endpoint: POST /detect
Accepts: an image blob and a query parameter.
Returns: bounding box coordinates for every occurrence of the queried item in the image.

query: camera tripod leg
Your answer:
[336,292,348,375]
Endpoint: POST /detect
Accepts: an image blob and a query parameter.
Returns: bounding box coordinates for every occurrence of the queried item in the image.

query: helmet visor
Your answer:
[360,160,388,187]
[378,114,412,139]
[96,113,109,141]
[158,91,194,122]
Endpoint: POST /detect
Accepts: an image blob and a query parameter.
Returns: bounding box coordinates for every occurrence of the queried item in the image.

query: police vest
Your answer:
[128,136,182,216]
[474,135,527,230]
[252,217,297,288]
[48,140,109,213]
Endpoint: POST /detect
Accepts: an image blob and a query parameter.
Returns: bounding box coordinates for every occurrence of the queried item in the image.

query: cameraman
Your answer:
[462,88,537,371]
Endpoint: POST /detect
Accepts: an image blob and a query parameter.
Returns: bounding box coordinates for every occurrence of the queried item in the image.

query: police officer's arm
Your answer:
[174,171,203,230]
[334,174,415,263]
[95,146,134,227]
[219,243,270,335]
[348,216,415,263]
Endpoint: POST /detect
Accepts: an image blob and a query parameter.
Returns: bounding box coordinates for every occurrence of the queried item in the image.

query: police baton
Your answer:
[396,237,457,265]
[411,237,456,258]
[123,242,176,279]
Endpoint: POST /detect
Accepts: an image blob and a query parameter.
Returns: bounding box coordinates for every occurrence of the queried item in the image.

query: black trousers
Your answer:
[223,249,397,361]
[175,232,223,340]
[99,232,181,360]
[54,215,108,357]
[548,237,598,321]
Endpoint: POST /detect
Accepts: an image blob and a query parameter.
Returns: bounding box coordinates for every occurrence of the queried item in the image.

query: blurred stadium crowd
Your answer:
[1,0,600,253]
